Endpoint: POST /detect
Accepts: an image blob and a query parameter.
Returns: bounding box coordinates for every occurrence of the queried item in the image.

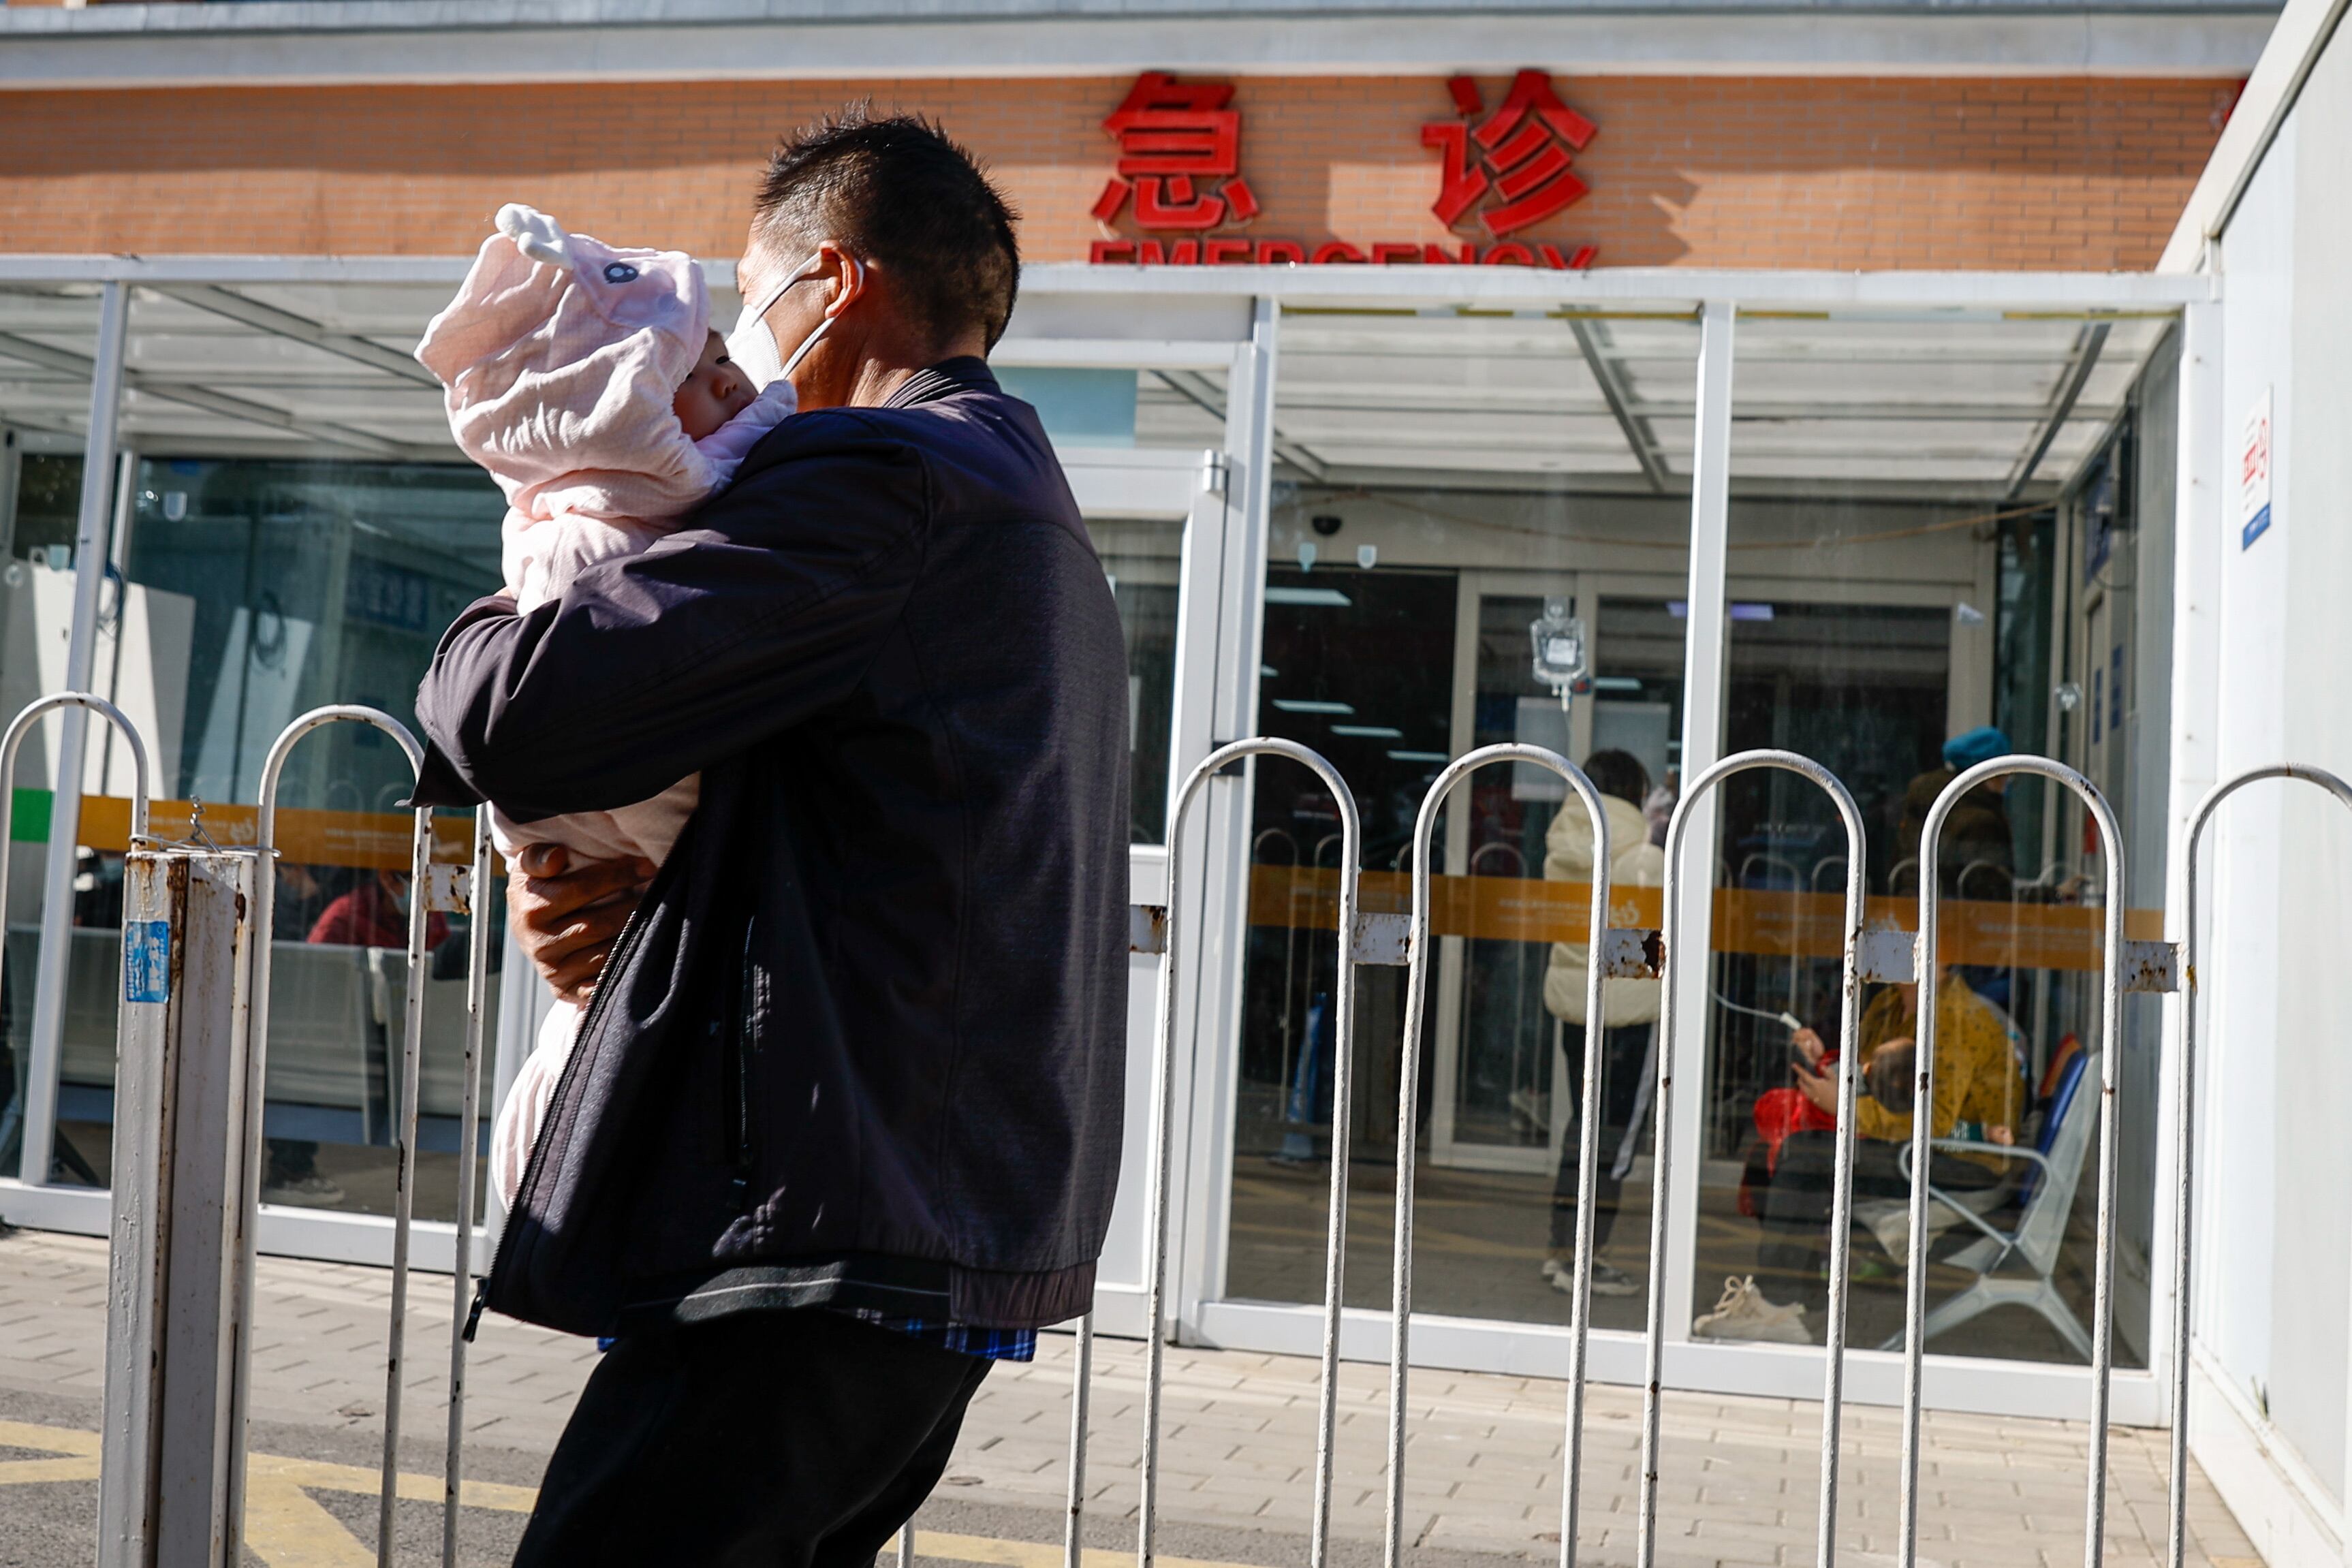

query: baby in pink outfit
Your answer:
[416,204,796,1204]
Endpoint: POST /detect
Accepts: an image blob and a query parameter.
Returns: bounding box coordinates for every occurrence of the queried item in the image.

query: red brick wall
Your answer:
[0,72,2236,268]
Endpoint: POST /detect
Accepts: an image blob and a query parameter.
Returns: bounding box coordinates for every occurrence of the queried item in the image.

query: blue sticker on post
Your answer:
[125,920,170,1004]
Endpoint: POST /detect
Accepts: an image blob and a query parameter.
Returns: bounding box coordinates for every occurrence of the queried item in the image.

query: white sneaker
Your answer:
[262,1172,346,1208]
[1590,1261,1641,1298]
[1543,1257,1643,1297]
[1691,1275,1811,1344]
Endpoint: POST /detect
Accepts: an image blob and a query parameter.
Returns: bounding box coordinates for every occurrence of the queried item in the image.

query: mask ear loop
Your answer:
[778,253,863,380]
[734,255,812,341]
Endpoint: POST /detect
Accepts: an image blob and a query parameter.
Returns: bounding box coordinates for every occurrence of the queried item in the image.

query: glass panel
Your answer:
[1097,518,1182,844]
[994,362,1228,454]
[999,362,1221,844]
[0,285,106,1186]
[138,457,503,1220]
[8,279,1227,1215]
[61,281,526,1221]
[121,283,456,460]
[1138,366,1230,452]
[1691,311,2178,1365]
[5,281,491,1202]
[33,455,507,1221]
[1227,300,1702,1330]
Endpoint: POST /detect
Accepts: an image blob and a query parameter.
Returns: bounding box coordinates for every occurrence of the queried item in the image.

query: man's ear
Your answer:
[817,241,867,321]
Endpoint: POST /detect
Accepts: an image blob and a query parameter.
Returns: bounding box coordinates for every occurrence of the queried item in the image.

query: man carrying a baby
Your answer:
[412,112,1130,1565]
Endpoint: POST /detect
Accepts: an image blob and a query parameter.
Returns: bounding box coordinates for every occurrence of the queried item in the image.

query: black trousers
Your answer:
[1548,1022,1653,1255]
[514,1308,992,1568]
[1756,1129,2004,1311]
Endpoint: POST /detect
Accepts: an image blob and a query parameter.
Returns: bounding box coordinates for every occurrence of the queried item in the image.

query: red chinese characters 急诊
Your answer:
[1421,70,1598,236]
[1092,71,1261,232]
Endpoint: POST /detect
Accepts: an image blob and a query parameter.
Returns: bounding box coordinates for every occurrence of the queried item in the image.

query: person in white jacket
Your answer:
[1539,749,1665,1298]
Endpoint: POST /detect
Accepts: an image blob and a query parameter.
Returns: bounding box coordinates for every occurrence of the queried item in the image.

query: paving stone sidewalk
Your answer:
[0,1226,2259,1567]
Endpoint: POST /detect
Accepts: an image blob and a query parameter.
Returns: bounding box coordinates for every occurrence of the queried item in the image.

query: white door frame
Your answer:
[1176,304,1280,1329]
[1059,440,1236,1339]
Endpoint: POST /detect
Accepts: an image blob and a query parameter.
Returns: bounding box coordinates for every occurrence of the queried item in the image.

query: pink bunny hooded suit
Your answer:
[416,205,794,1202]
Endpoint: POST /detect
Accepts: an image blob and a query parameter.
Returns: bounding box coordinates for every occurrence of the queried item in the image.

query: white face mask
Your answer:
[723,250,861,390]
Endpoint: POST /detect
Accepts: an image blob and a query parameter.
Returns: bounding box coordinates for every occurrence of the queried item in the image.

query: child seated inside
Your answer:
[1697,968,2027,1343]
[415,204,798,1205]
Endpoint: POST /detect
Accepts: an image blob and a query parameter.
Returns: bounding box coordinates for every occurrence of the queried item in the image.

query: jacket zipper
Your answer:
[471,892,657,1335]
[725,918,758,1208]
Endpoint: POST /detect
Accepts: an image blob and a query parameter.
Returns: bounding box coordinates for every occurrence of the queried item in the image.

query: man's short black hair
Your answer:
[1582,748,1650,809]
[754,108,1022,351]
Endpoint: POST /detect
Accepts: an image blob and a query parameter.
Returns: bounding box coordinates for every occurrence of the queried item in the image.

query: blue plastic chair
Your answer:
[1875,1048,2097,1359]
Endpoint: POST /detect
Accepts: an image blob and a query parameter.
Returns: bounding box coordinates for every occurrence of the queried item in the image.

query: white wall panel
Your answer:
[2197,23,2352,1527]
[2268,29,2352,1504]
[2204,109,2293,1422]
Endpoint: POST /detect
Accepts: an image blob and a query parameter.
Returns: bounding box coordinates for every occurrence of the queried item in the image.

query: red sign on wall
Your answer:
[1422,70,1599,236]
[1091,71,1261,231]
[1087,69,1599,268]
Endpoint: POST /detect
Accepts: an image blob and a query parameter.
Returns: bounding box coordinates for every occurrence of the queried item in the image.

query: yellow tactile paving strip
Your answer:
[0,1419,1266,1568]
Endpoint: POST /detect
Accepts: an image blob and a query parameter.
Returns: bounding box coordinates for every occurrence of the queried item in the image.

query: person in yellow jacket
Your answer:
[1539,749,1665,1299]
[1726,969,2026,1333]
[1792,970,2025,1162]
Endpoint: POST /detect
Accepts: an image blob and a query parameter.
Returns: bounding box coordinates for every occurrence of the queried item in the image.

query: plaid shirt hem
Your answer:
[836,1307,1037,1362]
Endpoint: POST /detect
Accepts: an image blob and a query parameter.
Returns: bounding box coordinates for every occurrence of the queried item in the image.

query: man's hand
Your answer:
[1790,1026,1828,1071]
[507,843,656,1005]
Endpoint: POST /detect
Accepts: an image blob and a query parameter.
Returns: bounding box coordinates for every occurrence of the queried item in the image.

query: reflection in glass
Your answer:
[5,456,506,1221]
[1097,520,1181,843]
[997,363,1228,454]
[1692,313,2180,1365]
[1224,302,1702,1330]
[1000,363,1214,843]
[0,287,110,1185]
[1,446,99,1185]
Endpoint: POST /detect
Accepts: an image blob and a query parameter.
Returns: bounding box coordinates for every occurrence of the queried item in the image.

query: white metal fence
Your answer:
[3,695,492,1568]
[0,689,2327,1568]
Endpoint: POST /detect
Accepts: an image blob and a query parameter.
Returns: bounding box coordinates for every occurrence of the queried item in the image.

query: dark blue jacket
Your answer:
[415,359,1131,1334]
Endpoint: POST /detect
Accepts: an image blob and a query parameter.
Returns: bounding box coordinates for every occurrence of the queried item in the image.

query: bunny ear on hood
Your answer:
[496,202,573,270]
[415,204,719,526]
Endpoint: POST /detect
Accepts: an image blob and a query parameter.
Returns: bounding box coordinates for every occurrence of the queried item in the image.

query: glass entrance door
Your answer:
[1175,284,2188,1422]
[1684,310,2180,1378]
[1410,576,1692,1334]
[1216,300,1704,1335]
[1427,576,1688,1182]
